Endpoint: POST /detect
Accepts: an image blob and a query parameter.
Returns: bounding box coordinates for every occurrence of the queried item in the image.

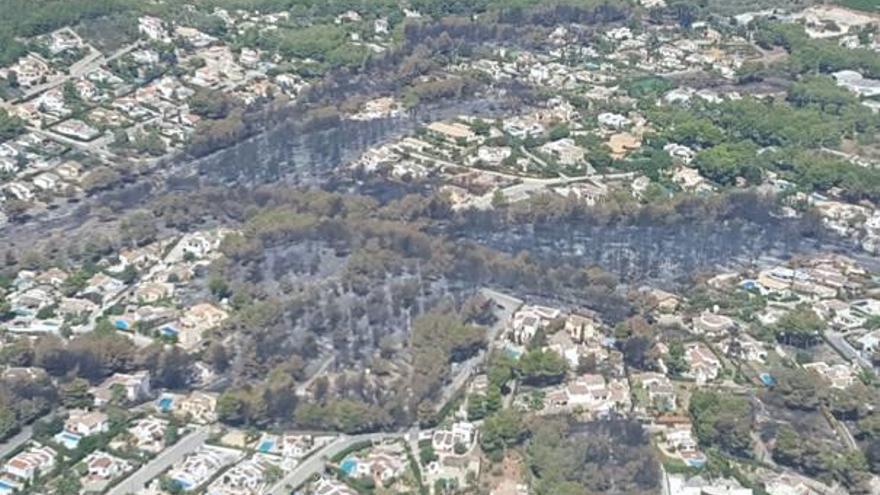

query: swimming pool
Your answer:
[759,373,776,386]
[340,458,358,476]
[258,439,274,453]
[54,431,82,449]
[172,478,193,491]
[158,396,174,412]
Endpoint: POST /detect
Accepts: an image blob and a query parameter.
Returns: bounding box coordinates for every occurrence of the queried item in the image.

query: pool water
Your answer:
[340,458,357,476]
[158,397,174,412]
[759,373,776,386]
[258,440,274,453]
[54,431,82,449]
[173,479,193,491]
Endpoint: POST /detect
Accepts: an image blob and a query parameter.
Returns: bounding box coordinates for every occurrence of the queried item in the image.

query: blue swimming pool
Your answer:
[55,431,82,449]
[173,479,193,491]
[341,458,357,476]
[258,440,274,453]
[760,373,776,386]
[0,480,17,491]
[158,397,174,412]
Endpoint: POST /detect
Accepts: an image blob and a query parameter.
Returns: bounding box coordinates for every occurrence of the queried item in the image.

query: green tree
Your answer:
[516,348,567,386]
[0,109,24,141]
[665,341,689,377]
[694,141,761,186]
[689,390,753,457]
[49,472,81,495]
[480,409,526,460]
[773,306,825,348]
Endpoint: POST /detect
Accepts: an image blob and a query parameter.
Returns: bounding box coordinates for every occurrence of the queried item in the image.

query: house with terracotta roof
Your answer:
[684,343,721,385]
[4,444,56,481]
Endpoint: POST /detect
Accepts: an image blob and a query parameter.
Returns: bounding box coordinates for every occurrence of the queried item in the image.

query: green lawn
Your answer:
[837,0,880,12]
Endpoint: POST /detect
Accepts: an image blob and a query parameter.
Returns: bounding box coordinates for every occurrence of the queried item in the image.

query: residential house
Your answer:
[851,298,880,317]
[636,372,676,411]
[426,121,477,144]
[32,172,60,191]
[684,343,721,385]
[597,112,631,129]
[0,157,17,174]
[607,132,641,158]
[84,451,130,480]
[314,478,358,495]
[554,181,608,206]
[832,70,880,98]
[721,333,768,363]
[803,362,856,389]
[510,305,561,345]
[135,282,174,304]
[564,374,608,407]
[641,287,682,314]
[280,434,315,459]
[92,371,151,406]
[206,454,279,495]
[139,16,169,42]
[176,392,218,424]
[127,416,168,453]
[172,303,229,351]
[693,311,735,336]
[117,243,162,269]
[4,444,56,481]
[6,54,51,88]
[472,146,511,167]
[167,446,243,492]
[664,143,696,164]
[55,161,82,182]
[672,166,711,192]
[5,182,34,201]
[857,330,880,353]
[58,297,98,316]
[35,268,68,287]
[432,422,476,454]
[502,116,545,140]
[565,310,599,343]
[65,410,110,437]
[665,425,699,453]
[539,138,585,165]
[82,273,124,302]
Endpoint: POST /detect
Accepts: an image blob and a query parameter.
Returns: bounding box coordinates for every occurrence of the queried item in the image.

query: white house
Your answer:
[4,445,56,481]
[65,410,110,437]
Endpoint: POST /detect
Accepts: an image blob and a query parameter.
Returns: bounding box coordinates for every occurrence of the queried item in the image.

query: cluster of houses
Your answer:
[0,405,342,495]
[339,442,410,488]
[1,228,231,354]
[0,4,408,218]
[484,249,880,489]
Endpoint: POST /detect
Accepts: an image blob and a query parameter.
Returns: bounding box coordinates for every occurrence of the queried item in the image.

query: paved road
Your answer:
[108,427,209,495]
[0,425,34,460]
[435,289,521,410]
[18,42,140,102]
[266,432,402,495]
[827,332,873,369]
